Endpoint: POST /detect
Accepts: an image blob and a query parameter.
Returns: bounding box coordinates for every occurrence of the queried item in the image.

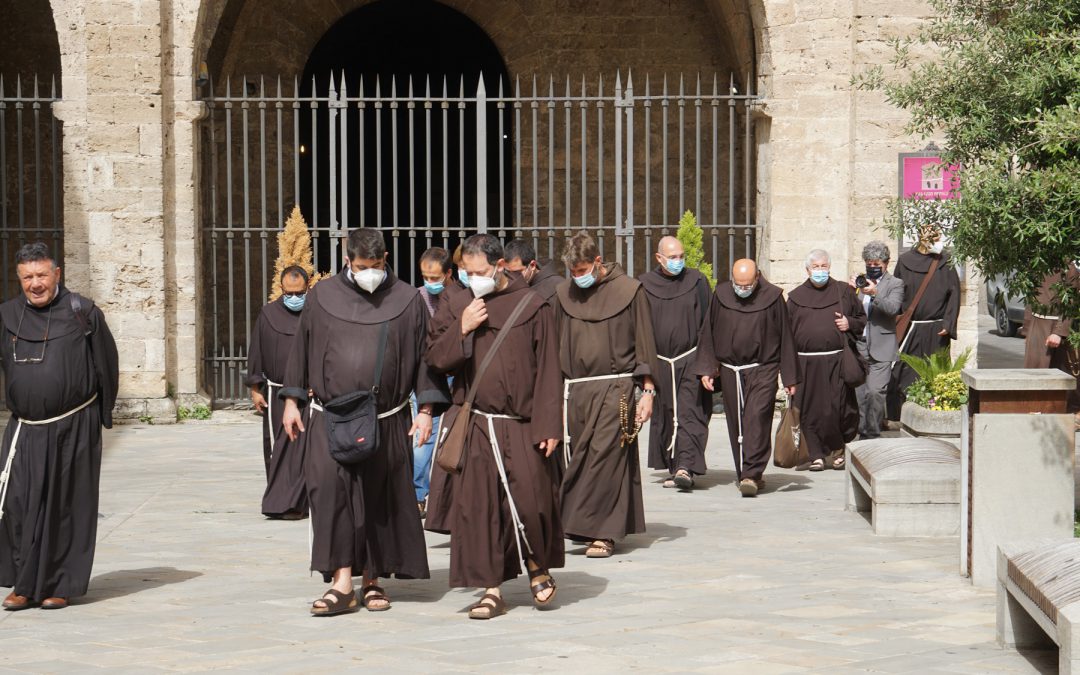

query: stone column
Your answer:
[55,0,177,422]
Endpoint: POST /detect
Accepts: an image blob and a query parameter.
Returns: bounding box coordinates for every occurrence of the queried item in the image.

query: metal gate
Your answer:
[0,75,63,298]
[200,72,762,404]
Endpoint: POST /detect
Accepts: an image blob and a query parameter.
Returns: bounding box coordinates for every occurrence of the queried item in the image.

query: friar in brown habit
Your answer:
[787,249,866,471]
[555,230,657,559]
[426,234,564,620]
[245,266,310,520]
[280,228,449,617]
[638,236,712,490]
[694,258,798,498]
[505,238,563,303]
[1023,264,1080,420]
[887,224,960,420]
[1,242,119,611]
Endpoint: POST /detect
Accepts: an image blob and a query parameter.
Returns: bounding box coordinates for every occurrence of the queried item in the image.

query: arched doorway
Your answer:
[196,0,765,404]
[299,0,512,277]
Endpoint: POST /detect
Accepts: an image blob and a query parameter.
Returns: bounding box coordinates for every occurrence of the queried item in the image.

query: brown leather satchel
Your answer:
[773,399,810,469]
[435,294,532,474]
[895,256,940,347]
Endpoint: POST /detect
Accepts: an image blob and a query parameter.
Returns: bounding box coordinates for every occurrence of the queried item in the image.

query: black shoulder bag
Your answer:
[322,321,390,465]
[836,283,868,387]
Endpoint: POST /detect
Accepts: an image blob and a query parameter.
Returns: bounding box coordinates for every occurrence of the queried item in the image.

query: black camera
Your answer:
[855,274,870,289]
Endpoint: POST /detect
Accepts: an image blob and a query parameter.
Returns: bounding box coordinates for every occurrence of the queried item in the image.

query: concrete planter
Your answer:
[900,401,962,439]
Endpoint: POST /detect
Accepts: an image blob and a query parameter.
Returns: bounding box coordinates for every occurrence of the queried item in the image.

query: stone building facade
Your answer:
[0,0,979,418]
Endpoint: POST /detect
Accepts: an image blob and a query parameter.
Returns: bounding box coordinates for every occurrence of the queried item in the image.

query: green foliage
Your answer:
[900,347,972,411]
[178,404,212,421]
[855,0,1080,342]
[675,210,717,288]
[138,414,154,425]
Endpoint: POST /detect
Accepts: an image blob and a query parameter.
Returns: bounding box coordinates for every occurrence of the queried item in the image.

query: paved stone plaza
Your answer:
[0,412,1064,674]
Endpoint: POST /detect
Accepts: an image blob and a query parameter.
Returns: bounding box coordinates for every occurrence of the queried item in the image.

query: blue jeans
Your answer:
[411,395,439,502]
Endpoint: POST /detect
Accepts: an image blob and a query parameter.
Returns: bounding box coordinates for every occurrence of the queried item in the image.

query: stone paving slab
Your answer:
[0,418,1063,673]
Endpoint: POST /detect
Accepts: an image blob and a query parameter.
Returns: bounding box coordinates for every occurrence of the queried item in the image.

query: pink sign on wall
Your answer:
[901,156,959,200]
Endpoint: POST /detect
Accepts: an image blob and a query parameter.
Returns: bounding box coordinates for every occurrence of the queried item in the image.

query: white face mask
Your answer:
[470,267,499,299]
[353,267,386,293]
[928,240,944,255]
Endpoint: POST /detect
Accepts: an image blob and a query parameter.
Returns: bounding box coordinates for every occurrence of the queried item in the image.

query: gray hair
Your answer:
[861,240,891,263]
[804,249,830,268]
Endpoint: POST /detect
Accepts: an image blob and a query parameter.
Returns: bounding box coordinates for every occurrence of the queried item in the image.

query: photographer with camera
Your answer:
[849,241,905,439]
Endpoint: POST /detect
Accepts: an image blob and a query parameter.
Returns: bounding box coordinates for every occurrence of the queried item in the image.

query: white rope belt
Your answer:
[720,362,760,459]
[562,372,634,468]
[0,393,99,523]
[657,346,698,460]
[475,410,534,566]
[897,318,943,356]
[1033,313,1062,321]
[264,379,282,460]
[797,349,842,356]
[308,398,410,419]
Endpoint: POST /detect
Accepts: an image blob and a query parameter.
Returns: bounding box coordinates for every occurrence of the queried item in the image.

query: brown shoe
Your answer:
[40,597,68,610]
[738,478,758,498]
[3,591,32,611]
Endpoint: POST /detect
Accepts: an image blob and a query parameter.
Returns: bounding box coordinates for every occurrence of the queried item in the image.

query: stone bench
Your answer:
[998,540,1080,673]
[844,437,960,537]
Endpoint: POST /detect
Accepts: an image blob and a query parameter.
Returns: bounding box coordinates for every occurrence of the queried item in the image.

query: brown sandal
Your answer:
[468,593,507,620]
[361,584,391,612]
[310,588,359,616]
[527,567,557,606]
[585,539,614,558]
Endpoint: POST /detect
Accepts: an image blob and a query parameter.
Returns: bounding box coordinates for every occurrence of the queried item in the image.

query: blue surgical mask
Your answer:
[810,270,830,286]
[424,280,445,295]
[733,283,755,299]
[457,269,470,288]
[573,264,597,289]
[664,258,686,275]
[282,293,305,312]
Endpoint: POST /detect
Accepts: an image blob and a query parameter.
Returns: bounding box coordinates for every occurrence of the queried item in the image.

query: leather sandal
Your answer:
[673,469,694,490]
[585,539,614,558]
[527,567,557,607]
[808,459,825,472]
[310,588,359,617]
[361,584,391,612]
[468,593,507,620]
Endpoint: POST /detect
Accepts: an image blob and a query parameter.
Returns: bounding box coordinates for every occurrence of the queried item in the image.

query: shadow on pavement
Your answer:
[84,567,202,603]
[618,521,688,552]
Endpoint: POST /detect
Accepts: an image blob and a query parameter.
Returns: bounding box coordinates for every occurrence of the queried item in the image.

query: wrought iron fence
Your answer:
[200,72,762,404]
[0,75,63,299]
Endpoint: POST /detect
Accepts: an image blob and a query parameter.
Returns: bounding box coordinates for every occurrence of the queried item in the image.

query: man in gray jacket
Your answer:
[850,241,905,439]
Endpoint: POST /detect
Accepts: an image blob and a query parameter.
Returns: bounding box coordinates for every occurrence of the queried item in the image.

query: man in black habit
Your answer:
[246,266,310,520]
[280,229,449,617]
[0,242,119,610]
[639,236,712,490]
[694,258,797,498]
[887,223,961,420]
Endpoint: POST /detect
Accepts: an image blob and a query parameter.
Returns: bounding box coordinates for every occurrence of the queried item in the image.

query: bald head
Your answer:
[655,236,686,276]
[731,258,758,287]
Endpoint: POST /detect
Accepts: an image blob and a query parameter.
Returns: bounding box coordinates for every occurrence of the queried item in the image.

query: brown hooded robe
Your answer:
[787,278,867,460]
[425,273,565,587]
[555,263,657,541]
[887,250,960,419]
[245,298,308,517]
[638,265,712,476]
[693,278,798,481]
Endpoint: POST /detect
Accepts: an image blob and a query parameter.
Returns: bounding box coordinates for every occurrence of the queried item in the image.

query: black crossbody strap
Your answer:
[370,321,390,395]
[464,294,532,406]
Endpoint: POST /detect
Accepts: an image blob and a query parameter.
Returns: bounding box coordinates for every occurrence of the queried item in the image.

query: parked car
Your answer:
[984,273,1025,337]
